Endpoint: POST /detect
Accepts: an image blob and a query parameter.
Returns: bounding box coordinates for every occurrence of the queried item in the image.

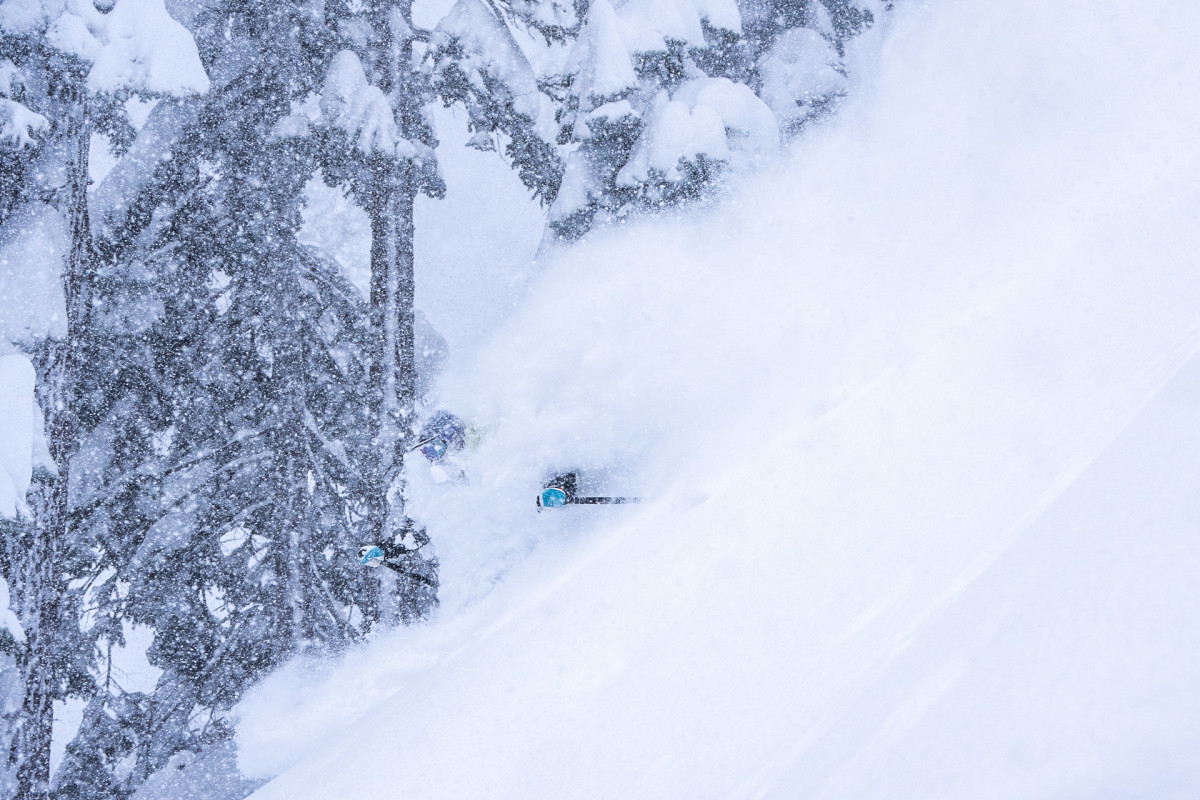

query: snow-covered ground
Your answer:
[235,0,1200,796]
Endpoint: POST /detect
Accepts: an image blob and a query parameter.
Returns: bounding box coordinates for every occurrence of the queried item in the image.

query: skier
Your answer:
[410,410,480,483]
[360,413,639,574]
[358,519,439,626]
[357,411,468,574]
[359,523,437,584]
[537,472,640,509]
[414,410,468,461]
[358,541,416,572]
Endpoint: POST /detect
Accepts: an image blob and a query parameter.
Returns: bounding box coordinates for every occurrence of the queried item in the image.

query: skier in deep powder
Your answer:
[359,411,639,575]
[358,411,468,572]
[536,472,640,509]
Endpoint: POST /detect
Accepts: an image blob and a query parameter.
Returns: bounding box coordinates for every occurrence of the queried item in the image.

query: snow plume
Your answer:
[238,0,1200,797]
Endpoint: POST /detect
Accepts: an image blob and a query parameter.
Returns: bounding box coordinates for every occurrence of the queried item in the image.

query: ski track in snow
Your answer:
[235,0,1200,796]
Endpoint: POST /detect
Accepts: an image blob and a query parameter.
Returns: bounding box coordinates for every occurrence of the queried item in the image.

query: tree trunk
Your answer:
[362,0,437,625]
[13,401,65,800]
[365,0,419,547]
[366,158,417,549]
[13,80,92,800]
[283,435,310,653]
[285,454,307,652]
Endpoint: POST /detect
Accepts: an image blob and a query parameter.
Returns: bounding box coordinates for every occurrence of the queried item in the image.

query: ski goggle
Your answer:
[359,546,385,567]
[420,437,448,461]
[537,487,568,509]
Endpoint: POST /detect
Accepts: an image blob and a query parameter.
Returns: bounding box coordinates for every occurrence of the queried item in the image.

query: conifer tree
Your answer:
[0,2,205,797]
[51,0,569,789]
[51,3,381,794]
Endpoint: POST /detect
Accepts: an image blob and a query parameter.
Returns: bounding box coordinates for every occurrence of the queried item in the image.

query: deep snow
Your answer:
[235,0,1200,796]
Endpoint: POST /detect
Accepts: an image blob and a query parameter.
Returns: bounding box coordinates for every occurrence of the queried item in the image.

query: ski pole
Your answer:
[569,496,639,504]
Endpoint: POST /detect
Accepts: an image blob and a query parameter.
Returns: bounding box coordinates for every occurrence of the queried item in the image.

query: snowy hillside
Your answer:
[232,0,1200,797]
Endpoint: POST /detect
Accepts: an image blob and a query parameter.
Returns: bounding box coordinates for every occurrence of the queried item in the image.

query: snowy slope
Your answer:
[757,355,1200,799]
[235,0,1200,796]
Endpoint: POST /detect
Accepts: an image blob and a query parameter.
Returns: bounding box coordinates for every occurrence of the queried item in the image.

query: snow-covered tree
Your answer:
[45,3,388,794]
[547,0,777,238]
[47,2,571,789]
[311,32,446,606]
[547,0,881,240]
[0,2,206,797]
[742,0,878,134]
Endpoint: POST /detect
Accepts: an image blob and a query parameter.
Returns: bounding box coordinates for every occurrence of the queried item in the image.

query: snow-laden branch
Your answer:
[0,97,48,149]
[614,0,741,55]
[42,0,209,95]
[319,50,429,162]
[758,28,848,128]
[618,78,778,186]
[430,0,541,120]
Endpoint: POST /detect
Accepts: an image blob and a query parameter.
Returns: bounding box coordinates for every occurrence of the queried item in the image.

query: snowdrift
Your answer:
[235,0,1200,797]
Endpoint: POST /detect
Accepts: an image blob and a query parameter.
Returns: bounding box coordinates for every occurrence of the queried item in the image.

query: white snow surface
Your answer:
[237,0,1200,797]
[0,202,67,345]
[0,354,34,520]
